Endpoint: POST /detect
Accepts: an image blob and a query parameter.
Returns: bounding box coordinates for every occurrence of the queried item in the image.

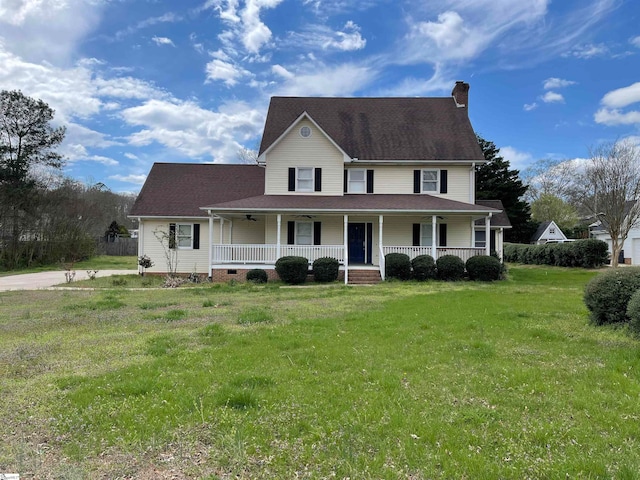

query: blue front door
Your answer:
[348,223,366,264]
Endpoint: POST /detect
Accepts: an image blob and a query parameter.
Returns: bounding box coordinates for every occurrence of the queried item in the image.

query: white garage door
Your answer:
[632,238,640,265]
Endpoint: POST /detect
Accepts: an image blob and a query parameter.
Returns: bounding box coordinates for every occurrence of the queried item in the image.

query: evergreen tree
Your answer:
[475,135,535,243]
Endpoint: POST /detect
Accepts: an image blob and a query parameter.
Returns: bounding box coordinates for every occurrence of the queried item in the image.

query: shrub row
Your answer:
[504,239,608,268]
[267,256,341,285]
[584,267,640,335]
[385,253,503,282]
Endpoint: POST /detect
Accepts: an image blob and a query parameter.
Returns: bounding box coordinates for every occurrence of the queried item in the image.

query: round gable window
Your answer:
[300,126,312,138]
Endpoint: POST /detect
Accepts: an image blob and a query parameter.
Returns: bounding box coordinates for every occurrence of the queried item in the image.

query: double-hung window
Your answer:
[348,169,366,193]
[297,167,314,192]
[475,230,486,248]
[296,222,313,245]
[177,224,193,248]
[421,224,434,246]
[422,170,438,192]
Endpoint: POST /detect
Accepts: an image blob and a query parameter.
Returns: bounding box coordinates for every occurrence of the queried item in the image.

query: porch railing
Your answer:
[211,244,344,264]
[382,246,485,263]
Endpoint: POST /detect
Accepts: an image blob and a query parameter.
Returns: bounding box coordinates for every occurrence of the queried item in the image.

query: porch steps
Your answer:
[348,269,382,285]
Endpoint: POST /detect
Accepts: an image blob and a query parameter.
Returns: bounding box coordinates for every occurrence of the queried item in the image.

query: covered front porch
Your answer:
[207,212,495,283]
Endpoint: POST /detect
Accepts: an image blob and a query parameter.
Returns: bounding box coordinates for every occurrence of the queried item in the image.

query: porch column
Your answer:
[379,215,384,281]
[208,211,213,273]
[137,217,143,275]
[485,214,492,256]
[344,215,349,285]
[220,218,224,244]
[276,214,282,259]
[470,219,475,247]
[432,215,437,258]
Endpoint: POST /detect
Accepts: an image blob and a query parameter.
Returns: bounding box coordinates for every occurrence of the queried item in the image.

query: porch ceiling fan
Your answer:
[244,214,258,221]
[294,214,315,219]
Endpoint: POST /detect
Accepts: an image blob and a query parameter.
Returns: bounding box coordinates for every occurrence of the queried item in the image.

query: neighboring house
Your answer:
[530,221,568,245]
[130,81,507,283]
[590,201,640,264]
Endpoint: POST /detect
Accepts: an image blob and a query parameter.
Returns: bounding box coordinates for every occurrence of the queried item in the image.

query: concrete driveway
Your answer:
[0,270,138,291]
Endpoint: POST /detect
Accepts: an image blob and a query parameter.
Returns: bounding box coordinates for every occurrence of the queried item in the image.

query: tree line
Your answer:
[0,90,136,270]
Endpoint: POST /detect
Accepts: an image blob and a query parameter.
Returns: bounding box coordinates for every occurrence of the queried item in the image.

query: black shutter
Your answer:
[288,168,295,191]
[287,221,295,245]
[413,224,420,246]
[169,223,176,249]
[314,168,322,192]
[344,170,348,193]
[413,170,421,193]
[313,222,321,245]
[439,224,447,247]
[193,223,200,250]
[367,169,374,193]
[440,170,448,194]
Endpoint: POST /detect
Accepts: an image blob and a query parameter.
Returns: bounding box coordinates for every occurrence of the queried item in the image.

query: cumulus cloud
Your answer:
[152,36,176,47]
[600,82,640,108]
[523,103,538,111]
[271,62,375,97]
[120,98,265,162]
[594,108,640,125]
[631,36,640,48]
[108,174,148,185]
[205,58,251,85]
[541,91,564,103]
[595,82,640,126]
[543,77,576,89]
[500,146,533,169]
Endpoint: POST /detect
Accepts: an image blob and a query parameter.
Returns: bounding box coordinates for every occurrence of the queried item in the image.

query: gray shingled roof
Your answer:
[203,194,499,215]
[530,221,552,242]
[474,200,512,228]
[130,163,265,217]
[259,96,484,161]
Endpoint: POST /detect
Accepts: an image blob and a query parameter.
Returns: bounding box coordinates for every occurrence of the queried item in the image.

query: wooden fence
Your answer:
[96,238,138,256]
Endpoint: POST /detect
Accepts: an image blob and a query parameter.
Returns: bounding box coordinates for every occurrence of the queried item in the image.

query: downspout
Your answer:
[470,162,476,204]
[137,217,143,275]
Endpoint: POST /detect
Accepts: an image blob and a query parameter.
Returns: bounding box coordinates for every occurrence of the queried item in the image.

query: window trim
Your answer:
[421,169,439,193]
[176,223,194,249]
[347,168,367,194]
[296,167,314,192]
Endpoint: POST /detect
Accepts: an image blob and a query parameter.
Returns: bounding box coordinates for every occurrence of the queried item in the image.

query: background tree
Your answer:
[576,140,640,267]
[530,193,579,234]
[475,135,534,243]
[0,90,66,268]
[522,158,579,204]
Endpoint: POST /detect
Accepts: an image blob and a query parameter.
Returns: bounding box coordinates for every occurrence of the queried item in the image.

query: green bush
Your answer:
[436,255,465,281]
[275,256,309,285]
[504,240,609,268]
[411,255,436,281]
[578,239,609,268]
[246,269,268,283]
[385,253,411,280]
[627,289,640,335]
[466,255,502,281]
[313,257,340,282]
[584,267,640,325]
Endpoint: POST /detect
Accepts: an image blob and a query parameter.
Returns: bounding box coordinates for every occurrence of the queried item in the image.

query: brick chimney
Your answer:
[451,81,469,109]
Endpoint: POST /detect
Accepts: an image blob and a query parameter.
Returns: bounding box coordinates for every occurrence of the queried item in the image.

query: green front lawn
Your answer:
[1,266,639,478]
[0,255,138,276]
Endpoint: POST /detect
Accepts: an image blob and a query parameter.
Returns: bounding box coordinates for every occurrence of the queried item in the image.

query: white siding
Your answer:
[231,219,265,244]
[382,215,472,247]
[265,119,344,196]
[140,219,210,274]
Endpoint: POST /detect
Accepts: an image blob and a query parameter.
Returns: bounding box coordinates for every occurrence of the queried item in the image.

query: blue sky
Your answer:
[0,0,639,193]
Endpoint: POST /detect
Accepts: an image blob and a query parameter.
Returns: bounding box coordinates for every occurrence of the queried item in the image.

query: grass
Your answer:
[0,255,137,277]
[1,266,640,478]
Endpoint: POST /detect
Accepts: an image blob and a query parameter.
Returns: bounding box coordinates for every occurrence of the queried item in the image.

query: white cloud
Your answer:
[152,36,176,47]
[543,77,576,90]
[500,146,533,169]
[205,58,251,85]
[594,108,640,125]
[623,135,640,146]
[524,103,538,111]
[285,21,366,52]
[114,12,182,41]
[271,64,294,79]
[541,91,564,103]
[631,36,640,48]
[120,98,265,162]
[601,82,640,108]
[271,63,375,97]
[124,153,139,160]
[563,43,609,59]
[108,174,148,185]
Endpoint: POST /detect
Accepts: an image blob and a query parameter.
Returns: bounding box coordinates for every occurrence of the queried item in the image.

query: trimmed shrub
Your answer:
[466,255,502,281]
[627,289,640,335]
[275,256,309,285]
[246,269,268,284]
[412,255,436,281]
[313,257,340,282]
[503,239,609,268]
[385,253,411,280]
[436,255,465,281]
[584,267,640,325]
[579,239,609,268]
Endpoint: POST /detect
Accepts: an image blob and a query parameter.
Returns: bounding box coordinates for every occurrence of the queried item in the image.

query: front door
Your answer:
[348,223,366,264]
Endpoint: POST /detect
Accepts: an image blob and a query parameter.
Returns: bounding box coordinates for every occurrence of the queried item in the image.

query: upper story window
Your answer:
[422,170,438,192]
[289,167,322,193]
[549,227,556,234]
[348,169,366,193]
[414,169,448,194]
[296,167,314,192]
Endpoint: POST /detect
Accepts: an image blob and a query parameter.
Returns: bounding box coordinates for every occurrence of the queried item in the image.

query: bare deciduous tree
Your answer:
[523,158,579,204]
[578,140,640,267]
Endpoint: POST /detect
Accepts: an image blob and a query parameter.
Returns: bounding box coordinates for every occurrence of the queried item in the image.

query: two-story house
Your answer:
[130,81,511,283]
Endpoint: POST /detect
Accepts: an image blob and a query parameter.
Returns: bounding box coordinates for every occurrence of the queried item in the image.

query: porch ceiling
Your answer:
[202,194,500,216]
